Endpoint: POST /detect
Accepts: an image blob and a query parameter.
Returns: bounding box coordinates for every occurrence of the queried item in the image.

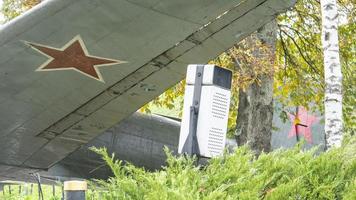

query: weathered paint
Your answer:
[0,0,296,180]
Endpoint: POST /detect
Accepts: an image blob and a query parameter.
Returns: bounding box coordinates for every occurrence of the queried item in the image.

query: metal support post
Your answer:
[64,180,87,200]
[182,65,204,156]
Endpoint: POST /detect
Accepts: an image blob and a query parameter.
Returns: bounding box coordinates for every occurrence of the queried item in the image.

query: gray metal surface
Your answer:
[50,113,237,181]
[0,113,180,181]
[0,113,236,182]
[0,0,295,178]
[48,113,181,180]
[0,104,325,182]
[65,191,85,200]
[50,113,236,181]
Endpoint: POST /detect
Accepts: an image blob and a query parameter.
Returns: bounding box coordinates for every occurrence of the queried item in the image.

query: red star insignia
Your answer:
[287,107,319,143]
[25,35,126,82]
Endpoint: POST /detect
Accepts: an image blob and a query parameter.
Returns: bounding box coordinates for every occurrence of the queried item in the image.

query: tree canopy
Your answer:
[141,0,355,136]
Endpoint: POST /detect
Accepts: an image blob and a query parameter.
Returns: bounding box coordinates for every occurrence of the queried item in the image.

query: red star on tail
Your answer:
[288,107,319,143]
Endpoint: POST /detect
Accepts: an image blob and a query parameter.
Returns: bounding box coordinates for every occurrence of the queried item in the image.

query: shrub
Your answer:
[88,138,356,200]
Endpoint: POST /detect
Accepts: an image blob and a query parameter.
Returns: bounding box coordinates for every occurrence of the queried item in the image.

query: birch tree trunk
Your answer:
[320,0,343,148]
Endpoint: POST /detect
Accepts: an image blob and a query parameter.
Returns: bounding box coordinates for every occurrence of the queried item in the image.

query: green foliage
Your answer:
[143,0,355,135]
[275,0,355,131]
[0,184,62,200]
[141,37,274,137]
[1,0,40,21]
[89,138,356,200]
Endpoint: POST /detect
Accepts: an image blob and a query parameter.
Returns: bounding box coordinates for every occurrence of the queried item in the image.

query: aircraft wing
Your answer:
[0,0,295,174]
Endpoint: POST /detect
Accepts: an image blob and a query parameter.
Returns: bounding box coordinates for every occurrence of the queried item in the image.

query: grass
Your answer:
[0,184,62,200]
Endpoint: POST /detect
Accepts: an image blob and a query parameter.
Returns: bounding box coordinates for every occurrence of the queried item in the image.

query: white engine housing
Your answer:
[178,64,231,158]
